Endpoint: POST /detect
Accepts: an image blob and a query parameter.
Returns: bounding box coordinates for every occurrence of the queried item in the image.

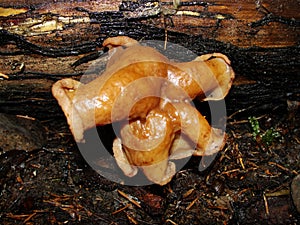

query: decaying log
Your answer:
[0,0,299,120]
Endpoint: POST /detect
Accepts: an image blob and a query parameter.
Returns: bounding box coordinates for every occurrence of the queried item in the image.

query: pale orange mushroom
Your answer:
[52,36,235,185]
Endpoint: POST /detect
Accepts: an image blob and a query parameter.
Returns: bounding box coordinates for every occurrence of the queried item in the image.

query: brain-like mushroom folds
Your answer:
[52,36,235,185]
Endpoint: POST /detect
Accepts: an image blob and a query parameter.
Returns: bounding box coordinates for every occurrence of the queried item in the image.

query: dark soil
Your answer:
[0,96,299,225]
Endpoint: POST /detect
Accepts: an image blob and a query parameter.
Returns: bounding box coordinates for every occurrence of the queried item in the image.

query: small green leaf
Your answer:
[248,116,260,137]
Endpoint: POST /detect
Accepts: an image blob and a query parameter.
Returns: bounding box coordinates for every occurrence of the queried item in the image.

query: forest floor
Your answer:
[0,95,299,225]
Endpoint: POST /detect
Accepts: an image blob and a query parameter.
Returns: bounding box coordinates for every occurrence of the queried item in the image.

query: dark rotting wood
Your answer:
[0,1,299,119]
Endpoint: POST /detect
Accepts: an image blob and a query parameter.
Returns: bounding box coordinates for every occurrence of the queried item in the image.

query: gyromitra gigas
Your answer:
[52,36,235,185]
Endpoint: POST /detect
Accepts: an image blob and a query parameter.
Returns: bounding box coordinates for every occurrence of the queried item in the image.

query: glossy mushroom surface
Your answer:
[52,36,235,185]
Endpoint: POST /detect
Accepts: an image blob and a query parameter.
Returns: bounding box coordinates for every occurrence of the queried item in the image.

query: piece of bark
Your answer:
[0,0,299,120]
[0,0,299,47]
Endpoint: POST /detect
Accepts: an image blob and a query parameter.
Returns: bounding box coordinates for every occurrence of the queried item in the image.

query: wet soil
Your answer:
[0,98,299,225]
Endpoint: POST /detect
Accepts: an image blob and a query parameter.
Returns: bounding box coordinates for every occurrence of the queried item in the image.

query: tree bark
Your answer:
[0,0,299,119]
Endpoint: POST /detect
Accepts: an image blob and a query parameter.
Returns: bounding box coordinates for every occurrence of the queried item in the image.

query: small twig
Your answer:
[222,168,241,174]
[183,188,195,198]
[164,27,168,50]
[166,219,178,225]
[126,213,138,225]
[228,119,249,125]
[6,213,30,220]
[186,197,199,210]
[235,144,246,170]
[263,193,269,216]
[112,204,130,215]
[238,157,245,170]
[268,162,298,175]
[222,167,258,175]
[0,72,9,79]
[117,190,141,208]
[16,115,36,120]
[23,212,37,224]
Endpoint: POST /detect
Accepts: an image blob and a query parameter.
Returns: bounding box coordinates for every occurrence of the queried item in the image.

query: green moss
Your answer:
[248,116,280,146]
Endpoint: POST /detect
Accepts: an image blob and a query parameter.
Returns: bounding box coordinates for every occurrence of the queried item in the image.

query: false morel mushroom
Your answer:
[52,36,235,185]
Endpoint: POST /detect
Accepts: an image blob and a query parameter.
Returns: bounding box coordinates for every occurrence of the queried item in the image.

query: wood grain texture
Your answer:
[0,0,299,118]
[0,0,299,47]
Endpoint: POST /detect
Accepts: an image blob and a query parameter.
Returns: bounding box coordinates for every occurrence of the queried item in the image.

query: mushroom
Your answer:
[52,36,235,185]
